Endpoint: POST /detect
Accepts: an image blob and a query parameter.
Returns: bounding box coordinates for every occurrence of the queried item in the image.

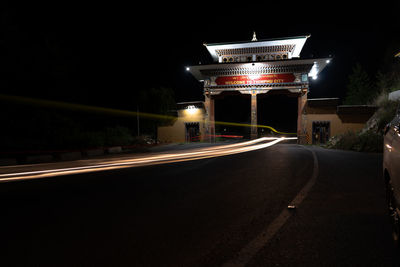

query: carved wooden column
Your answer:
[250,90,258,139]
[297,88,308,144]
[204,92,215,143]
[240,89,268,140]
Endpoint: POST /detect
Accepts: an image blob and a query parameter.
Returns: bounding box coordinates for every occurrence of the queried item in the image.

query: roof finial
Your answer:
[252,31,257,42]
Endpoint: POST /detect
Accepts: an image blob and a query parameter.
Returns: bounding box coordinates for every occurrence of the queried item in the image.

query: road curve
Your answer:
[0,144,398,266]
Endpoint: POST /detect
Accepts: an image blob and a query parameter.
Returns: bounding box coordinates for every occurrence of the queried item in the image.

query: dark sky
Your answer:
[1,1,400,111]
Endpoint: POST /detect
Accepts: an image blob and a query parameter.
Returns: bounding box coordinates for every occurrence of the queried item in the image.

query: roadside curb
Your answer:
[0,145,153,166]
[0,141,249,167]
[0,158,17,166]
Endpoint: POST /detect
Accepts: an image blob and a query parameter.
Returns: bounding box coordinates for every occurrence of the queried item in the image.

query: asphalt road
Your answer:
[0,144,399,266]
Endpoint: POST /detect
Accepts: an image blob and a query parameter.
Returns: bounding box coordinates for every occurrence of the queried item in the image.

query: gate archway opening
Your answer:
[257,91,298,136]
[214,91,251,139]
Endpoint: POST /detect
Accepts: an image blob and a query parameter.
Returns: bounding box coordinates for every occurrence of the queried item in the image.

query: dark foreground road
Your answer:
[0,144,399,266]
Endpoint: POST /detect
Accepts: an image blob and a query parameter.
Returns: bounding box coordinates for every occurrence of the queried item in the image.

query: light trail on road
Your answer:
[0,137,296,182]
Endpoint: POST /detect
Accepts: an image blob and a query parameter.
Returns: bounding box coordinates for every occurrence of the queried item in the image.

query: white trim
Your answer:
[205,36,309,61]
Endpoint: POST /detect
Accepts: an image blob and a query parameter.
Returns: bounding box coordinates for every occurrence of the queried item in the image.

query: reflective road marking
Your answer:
[222,146,319,267]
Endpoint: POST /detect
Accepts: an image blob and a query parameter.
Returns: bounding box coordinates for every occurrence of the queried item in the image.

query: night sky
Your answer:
[1,2,400,130]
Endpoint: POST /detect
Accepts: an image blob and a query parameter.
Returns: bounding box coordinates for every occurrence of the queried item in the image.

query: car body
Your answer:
[383,106,400,245]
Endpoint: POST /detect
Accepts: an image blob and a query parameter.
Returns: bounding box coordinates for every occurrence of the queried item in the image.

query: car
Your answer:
[383,105,400,246]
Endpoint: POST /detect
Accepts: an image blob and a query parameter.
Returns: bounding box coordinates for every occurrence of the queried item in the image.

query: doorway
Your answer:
[185,122,200,142]
[312,121,330,144]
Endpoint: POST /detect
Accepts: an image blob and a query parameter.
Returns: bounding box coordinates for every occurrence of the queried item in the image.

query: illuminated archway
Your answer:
[188,34,330,143]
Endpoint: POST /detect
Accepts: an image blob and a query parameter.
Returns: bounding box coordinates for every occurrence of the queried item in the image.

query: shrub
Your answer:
[104,126,134,146]
[356,131,383,152]
[375,99,399,131]
[81,131,106,148]
[326,131,358,151]
[326,130,383,153]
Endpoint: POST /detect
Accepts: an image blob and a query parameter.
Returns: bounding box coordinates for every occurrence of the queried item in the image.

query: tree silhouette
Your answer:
[344,63,376,105]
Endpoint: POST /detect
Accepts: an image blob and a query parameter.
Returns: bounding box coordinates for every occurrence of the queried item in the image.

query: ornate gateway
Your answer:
[187,33,331,143]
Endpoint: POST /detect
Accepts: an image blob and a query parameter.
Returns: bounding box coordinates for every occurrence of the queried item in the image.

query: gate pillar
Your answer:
[204,92,215,143]
[297,88,308,144]
[250,91,258,140]
[240,89,268,140]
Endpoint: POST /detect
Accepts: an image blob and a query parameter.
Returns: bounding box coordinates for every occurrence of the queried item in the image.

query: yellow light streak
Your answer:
[0,137,297,182]
[0,94,296,135]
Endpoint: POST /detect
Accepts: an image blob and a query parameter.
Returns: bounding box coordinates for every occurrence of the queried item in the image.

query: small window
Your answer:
[247,56,252,62]
[276,55,281,60]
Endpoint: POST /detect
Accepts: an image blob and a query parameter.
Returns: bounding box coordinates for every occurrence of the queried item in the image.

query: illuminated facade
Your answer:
[187,33,331,143]
[305,98,376,144]
[157,102,206,143]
